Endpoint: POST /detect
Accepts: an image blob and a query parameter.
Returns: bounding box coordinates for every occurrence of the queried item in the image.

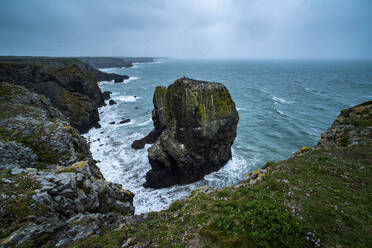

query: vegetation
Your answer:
[70,142,372,247]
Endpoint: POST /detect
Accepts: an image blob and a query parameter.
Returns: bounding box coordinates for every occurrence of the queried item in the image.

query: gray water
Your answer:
[84,59,372,214]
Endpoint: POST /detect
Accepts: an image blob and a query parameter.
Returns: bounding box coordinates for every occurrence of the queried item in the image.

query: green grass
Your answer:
[69,142,372,248]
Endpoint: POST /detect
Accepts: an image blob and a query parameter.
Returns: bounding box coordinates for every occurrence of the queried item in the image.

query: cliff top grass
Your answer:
[70,141,372,248]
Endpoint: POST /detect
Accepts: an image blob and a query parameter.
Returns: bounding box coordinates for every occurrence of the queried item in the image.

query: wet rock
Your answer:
[138,77,239,188]
[131,86,167,149]
[102,91,112,100]
[109,121,116,124]
[109,100,117,105]
[132,129,163,150]
[119,119,131,124]
[114,78,124,83]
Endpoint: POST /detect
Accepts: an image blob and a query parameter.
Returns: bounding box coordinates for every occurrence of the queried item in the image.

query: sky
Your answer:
[0,0,371,59]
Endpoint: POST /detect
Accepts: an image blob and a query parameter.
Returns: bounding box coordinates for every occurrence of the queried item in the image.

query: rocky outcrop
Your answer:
[0,56,130,82]
[135,77,239,188]
[0,63,105,133]
[317,100,372,148]
[0,82,134,247]
[102,91,112,100]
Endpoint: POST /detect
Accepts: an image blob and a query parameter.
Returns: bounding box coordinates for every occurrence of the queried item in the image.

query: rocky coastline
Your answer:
[0,56,132,83]
[0,82,135,247]
[0,60,371,247]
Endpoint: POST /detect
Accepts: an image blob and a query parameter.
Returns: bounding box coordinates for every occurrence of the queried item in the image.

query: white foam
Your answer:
[137,118,152,126]
[124,77,139,83]
[272,95,295,104]
[272,95,286,103]
[274,108,288,117]
[114,95,140,102]
[98,80,114,85]
[84,116,253,214]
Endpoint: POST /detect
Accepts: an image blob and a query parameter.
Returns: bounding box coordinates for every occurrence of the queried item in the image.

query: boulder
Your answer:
[109,100,117,105]
[137,77,239,188]
[120,119,131,124]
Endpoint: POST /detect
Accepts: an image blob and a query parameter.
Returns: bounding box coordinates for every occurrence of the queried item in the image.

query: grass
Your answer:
[69,142,372,248]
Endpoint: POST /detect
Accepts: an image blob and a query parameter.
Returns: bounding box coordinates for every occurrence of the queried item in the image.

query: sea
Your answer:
[83,59,372,214]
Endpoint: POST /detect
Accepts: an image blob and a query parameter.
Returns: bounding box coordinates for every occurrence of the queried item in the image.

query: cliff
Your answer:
[119,57,154,63]
[73,101,372,247]
[0,56,129,82]
[0,63,104,133]
[0,82,135,247]
[77,57,132,69]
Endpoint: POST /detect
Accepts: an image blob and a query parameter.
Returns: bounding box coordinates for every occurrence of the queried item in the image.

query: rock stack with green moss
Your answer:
[135,77,239,188]
[0,82,134,247]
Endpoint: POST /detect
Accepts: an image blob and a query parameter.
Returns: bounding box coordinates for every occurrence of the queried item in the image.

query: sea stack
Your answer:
[137,77,239,188]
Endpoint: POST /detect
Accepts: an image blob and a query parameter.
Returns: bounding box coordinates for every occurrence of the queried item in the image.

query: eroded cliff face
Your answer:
[0,63,104,133]
[317,100,372,148]
[135,77,239,188]
[0,82,134,247]
[0,56,130,82]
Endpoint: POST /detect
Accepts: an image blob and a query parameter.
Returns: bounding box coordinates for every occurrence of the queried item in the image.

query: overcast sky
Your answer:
[0,0,371,59]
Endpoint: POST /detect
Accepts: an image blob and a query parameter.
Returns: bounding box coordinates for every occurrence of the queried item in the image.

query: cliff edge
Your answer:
[0,63,104,133]
[0,82,135,247]
[75,100,372,248]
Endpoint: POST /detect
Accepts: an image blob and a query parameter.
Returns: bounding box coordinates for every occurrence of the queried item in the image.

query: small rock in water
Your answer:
[109,100,117,105]
[109,121,115,125]
[119,119,131,124]
[102,91,112,100]
[134,107,139,110]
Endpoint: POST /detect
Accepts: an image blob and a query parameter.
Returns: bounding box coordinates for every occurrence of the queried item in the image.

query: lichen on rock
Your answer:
[317,100,372,148]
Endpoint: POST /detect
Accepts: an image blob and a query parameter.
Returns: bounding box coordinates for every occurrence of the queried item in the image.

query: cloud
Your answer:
[0,0,371,58]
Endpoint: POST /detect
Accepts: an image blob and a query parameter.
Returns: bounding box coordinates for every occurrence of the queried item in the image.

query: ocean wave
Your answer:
[114,95,140,102]
[274,108,288,117]
[272,95,294,104]
[124,77,139,83]
[98,80,114,85]
[137,118,152,126]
